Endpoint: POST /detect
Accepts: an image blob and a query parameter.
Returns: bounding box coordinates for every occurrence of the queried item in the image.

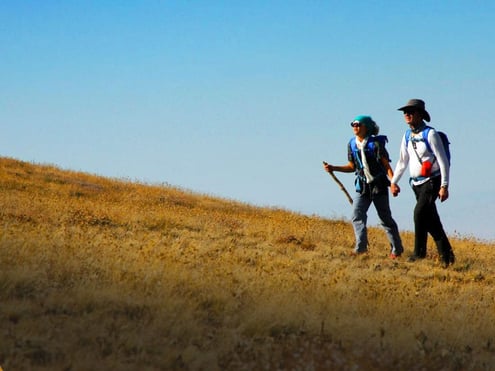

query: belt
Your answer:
[410,171,440,184]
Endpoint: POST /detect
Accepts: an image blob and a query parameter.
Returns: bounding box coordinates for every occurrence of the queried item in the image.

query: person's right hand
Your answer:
[323,162,334,173]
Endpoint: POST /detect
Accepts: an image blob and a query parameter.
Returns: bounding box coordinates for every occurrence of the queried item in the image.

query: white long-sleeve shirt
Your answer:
[391,126,449,188]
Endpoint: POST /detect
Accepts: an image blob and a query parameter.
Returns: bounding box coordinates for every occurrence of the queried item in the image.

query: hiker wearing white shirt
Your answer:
[324,115,403,258]
[390,99,455,268]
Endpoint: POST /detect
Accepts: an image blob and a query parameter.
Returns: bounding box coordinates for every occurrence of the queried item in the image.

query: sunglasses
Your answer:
[403,109,417,115]
[350,121,362,128]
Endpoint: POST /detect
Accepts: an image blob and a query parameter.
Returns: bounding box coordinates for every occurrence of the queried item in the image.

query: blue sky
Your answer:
[2,1,495,241]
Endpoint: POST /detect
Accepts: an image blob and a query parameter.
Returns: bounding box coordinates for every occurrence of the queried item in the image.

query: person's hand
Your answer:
[323,162,334,173]
[391,183,400,197]
[439,186,449,202]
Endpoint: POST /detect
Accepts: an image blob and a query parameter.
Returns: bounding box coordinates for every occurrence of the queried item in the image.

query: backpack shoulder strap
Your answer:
[405,129,412,148]
[405,127,433,149]
[349,137,357,153]
[349,137,363,170]
[422,126,433,154]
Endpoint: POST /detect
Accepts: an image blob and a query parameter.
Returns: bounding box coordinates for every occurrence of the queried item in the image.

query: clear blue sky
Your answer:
[2,1,494,241]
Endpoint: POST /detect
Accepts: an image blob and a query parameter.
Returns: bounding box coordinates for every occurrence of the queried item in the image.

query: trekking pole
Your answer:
[322,161,353,205]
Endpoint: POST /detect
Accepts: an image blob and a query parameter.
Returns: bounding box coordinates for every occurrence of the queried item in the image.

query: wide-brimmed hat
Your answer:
[397,99,431,122]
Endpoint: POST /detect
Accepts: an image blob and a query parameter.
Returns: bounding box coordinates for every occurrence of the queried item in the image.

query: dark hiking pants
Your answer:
[412,176,453,261]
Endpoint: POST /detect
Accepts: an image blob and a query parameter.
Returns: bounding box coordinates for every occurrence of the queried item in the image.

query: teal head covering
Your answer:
[352,115,379,136]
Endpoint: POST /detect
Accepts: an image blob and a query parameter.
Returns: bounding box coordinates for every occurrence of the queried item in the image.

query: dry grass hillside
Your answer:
[1,156,494,370]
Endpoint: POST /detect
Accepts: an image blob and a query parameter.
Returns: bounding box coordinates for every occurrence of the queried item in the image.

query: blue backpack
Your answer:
[349,135,390,169]
[405,126,451,165]
[349,135,390,193]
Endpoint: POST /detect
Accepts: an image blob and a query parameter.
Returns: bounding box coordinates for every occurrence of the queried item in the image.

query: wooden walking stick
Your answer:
[322,161,353,205]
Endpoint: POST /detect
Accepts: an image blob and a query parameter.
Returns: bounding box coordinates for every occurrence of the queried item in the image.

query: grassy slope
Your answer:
[1,157,494,370]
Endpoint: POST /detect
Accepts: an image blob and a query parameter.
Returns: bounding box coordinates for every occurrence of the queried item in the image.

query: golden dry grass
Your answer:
[1,156,494,370]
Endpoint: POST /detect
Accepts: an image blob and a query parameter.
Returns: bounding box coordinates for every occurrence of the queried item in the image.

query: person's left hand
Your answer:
[391,183,400,197]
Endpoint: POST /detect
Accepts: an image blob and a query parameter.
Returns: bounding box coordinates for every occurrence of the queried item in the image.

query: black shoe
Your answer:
[407,255,421,262]
[441,251,456,268]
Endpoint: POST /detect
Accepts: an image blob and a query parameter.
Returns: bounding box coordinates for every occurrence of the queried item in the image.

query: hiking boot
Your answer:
[449,251,456,264]
[441,251,456,268]
[407,254,424,262]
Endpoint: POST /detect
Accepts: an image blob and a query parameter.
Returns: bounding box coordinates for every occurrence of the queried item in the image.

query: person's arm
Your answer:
[380,156,394,180]
[428,130,450,202]
[380,153,400,196]
[390,134,409,197]
[323,161,355,173]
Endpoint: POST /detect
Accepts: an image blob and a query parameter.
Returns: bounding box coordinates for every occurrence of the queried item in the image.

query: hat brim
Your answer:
[397,105,430,122]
